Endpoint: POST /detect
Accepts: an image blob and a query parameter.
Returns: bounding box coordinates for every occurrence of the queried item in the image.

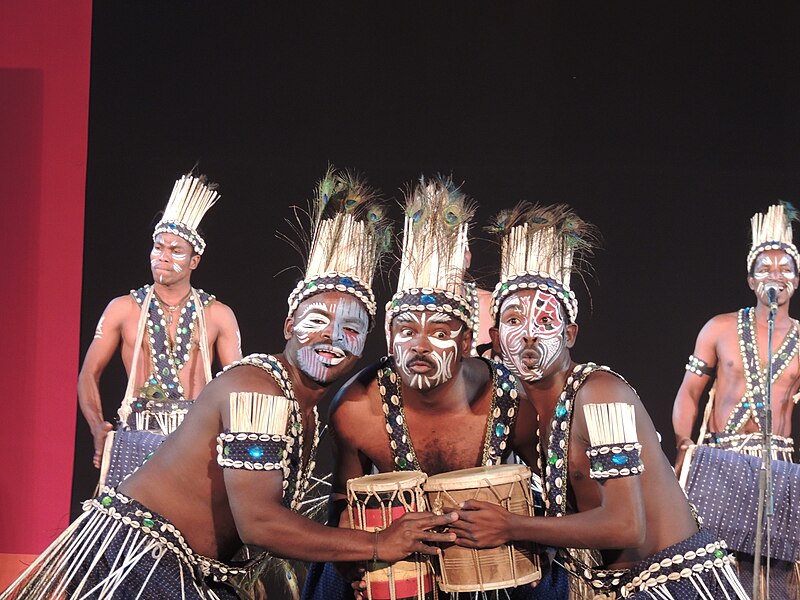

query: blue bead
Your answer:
[420,294,436,304]
[494,423,506,437]
[612,454,629,465]
[248,446,264,459]
[555,404,567,418]
[744,402,750,408]
[756,402,764,408]
[168,223,177,229]
[339,277,355,287]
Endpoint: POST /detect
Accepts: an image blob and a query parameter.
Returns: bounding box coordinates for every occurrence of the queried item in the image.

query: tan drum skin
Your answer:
[423,464,541,593]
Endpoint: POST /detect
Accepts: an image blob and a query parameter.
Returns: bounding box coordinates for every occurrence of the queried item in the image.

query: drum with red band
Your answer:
[347,471,437,600]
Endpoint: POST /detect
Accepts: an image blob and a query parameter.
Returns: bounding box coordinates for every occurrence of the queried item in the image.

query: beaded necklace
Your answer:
[727,307,800,433]
[379,356,519,471]
[221,353,320,511]
[132,285,213,402]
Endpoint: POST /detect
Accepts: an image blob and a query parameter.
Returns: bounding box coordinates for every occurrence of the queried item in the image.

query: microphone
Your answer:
[765,282,780,314]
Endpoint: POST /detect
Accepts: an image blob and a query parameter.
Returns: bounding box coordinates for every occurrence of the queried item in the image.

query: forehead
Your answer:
[391,310,463,329]
[295,291,368,320]
[153,232,192,251]
[753,249,796,268]
[500,289,563,315]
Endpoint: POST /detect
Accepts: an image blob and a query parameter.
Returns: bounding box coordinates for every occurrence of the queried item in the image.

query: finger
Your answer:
[415,542,445,556]
[425,511,458,528]
[460,499,492,510]
[418,531,456,544]
[453,537,481,549]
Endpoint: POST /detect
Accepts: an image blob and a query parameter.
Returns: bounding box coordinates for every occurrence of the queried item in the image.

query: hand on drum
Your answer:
[377,511,458,563]
[448,499,514,549]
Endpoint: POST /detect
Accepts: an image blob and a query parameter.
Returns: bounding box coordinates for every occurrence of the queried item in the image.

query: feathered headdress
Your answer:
[153,174,220,255]
[386,176,476,330]
[747,202,800,272]
[488,203,597,324]
[285,167,390,326]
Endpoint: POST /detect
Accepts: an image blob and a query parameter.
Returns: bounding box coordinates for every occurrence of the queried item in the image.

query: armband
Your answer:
[586,442,644,479]
[583,402,644,480]
[685,354,714,377]
[216,432,292,470]
[217,391,294,470]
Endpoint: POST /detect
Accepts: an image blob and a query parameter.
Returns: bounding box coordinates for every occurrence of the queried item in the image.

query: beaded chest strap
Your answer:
[379,357,520,471]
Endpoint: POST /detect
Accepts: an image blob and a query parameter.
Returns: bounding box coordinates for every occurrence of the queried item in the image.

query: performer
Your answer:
[2,170,456,600]
[449,204,748,599]
[303,177,544,600]
[78,173,241,486]
[672,203,800,597]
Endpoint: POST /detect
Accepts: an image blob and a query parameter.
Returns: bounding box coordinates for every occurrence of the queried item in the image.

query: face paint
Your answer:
[150,233,193,283]
[392,311,462,391]
[94,316,105,339]
[752,251,798,304]
[498,290,566,382]
[292,296,368,384]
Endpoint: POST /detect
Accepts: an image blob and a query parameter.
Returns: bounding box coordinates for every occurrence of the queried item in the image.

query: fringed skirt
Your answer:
[1,488,242,600]
[618,528,749,599]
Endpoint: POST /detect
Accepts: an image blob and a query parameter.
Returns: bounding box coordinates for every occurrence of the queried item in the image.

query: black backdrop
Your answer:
[74,1,800,537]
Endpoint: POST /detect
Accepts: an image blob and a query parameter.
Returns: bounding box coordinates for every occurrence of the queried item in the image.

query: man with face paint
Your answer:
[77,174,241,484]
[303,177,540,600]
[4,171,456,600]
[447,204,747,600]
[672,203,800,598]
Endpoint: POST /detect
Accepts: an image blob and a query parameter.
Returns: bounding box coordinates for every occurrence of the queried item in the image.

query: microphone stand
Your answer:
[752,298,776,600]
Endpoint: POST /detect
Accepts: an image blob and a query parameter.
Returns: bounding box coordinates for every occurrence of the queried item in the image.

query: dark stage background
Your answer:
[73,0,800,568]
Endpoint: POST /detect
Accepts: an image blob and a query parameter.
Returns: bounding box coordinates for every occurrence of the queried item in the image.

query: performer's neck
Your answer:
[152,280,192,304]
[753,302,793,324]
[521,357,576,412]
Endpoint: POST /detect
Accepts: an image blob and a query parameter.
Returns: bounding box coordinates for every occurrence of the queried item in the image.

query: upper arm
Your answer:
[79,298,128,378]
[209,302,242,366]
[674,317,723,408]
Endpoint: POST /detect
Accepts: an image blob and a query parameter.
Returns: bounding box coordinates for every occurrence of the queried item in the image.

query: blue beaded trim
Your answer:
[216,432,292,471]
[491,272,578,325]
[287,272,376,322]
[586,442,644,479]
[386,288,474,330]
[153,221,206,255]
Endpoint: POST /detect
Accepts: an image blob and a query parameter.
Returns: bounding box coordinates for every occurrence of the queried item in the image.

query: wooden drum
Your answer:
[423,464,541,593]
[347,471,438,600]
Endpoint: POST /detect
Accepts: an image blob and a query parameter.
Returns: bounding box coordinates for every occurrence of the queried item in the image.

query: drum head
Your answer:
[424,464,530,492]
[347,470,427,493]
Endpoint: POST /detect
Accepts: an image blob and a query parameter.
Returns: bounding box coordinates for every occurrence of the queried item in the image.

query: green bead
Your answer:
[714,549,724,559]
[154,325,161,332]
[396,456,408,469]
[145,451,154,461]
[593,461,603,471]
[101,496,113,507]
[142,518,155,528]
[548,452,558,465]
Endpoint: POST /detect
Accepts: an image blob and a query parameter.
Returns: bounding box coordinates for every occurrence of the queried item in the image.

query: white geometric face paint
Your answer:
[293,296,368,384]
[150,233,193,283]
[391,311,462,391]
[498,290,566,382]
[94,316,105,339]
[752,251,798,304]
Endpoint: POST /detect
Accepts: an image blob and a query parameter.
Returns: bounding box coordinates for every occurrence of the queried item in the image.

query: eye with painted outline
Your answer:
[432,330,449,340]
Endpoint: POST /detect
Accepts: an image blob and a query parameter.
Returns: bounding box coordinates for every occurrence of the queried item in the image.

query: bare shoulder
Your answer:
[699,312,739,338]
[102,294,141,324]
[575,369,640,407]
[205,363,287,401]
[329,363,382,434]
[203,299,238,322]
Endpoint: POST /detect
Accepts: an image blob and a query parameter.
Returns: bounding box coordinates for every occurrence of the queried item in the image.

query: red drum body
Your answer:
[347,471,437,600]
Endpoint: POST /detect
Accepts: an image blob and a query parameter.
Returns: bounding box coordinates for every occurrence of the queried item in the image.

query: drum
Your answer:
[685,444,800,562]
[423,464,541,593]
[347,471,437,600]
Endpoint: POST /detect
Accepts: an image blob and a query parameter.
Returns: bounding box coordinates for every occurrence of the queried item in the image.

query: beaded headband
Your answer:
[285,168,390,327]
[488,203,597,325]
[153,174,220,255]
[747,202,800,272]
[386,176,476,331]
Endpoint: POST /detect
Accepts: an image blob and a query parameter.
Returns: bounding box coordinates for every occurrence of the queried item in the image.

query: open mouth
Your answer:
[520,351,541,369]
[407,358,435,374]
[314,345,346,366]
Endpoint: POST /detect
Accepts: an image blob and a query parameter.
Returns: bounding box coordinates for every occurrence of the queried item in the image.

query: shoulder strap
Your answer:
[191,288,213,383]
[480,358,521,466]
[221,353,295,400]
[118,285,154,423]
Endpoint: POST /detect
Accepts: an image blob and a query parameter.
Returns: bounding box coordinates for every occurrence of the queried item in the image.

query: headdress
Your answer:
[153,174,220,255]
[285,168,390,326]
[746,202,800,272]
[489,203,597,325]
[386,176,476,330]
